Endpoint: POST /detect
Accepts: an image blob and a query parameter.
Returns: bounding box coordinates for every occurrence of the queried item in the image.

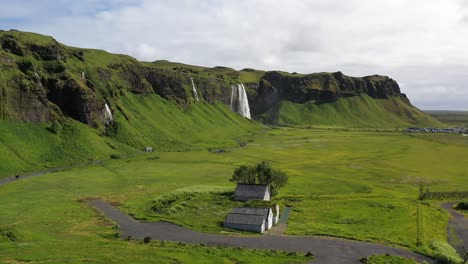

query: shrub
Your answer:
[0,227,18,242]
[456,202,468,210]
[110,154,121,159]
[50,120,63,135]
[429,240,463,264]
[143,236,151,244]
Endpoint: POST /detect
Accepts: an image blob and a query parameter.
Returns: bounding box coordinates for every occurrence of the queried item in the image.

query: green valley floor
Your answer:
[0,127,467,263]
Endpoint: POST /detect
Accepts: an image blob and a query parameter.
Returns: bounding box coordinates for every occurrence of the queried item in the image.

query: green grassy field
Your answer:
[0,127,467,263]
[425,110,468,127]
[364,254,419,264]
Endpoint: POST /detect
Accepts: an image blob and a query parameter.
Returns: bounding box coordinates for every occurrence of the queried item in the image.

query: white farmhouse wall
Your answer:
[265,209,273,230]
[224,223,265,233]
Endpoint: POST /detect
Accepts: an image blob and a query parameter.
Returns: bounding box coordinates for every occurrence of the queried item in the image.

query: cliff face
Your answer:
[0,30,418,128]
[249,71,410,116]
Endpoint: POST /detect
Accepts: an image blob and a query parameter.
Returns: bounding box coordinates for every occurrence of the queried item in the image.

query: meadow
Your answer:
[426,110,468,127]
[0,127,467,263]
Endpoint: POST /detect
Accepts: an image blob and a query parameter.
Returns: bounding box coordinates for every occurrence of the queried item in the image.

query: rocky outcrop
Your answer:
[44,77,105,127]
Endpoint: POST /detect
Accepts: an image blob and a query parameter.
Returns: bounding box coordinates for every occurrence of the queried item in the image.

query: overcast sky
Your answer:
[1,0,467,110]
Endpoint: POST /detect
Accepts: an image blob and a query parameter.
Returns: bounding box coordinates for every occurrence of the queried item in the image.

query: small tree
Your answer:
[269,169,288,196]
[231,165,256,184]
[230,161,289,196]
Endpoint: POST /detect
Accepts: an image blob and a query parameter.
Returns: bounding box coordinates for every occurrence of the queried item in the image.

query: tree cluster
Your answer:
[230,161,288,196]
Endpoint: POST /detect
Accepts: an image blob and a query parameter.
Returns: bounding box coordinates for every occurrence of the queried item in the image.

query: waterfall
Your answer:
[229,83,251,119]
[104,103,113,124]
[190,78,199,101]
[238,84,251,119]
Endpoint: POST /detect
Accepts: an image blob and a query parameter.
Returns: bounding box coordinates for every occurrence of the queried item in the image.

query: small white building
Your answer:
[224,207,273,233]
[145,147,153,152]
[233,184,270,201]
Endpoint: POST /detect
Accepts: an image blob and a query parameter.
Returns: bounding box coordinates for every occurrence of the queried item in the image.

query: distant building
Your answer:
[233,184,270,201]
[405,127,465,134]
[145,147,153,152]
[224,207,273,233]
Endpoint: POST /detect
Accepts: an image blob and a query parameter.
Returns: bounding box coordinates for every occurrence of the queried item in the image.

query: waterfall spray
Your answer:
[190,78,200,101]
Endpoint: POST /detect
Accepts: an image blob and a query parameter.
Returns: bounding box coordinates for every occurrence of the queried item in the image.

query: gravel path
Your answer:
[88,199,434,264]
[0,165,79,186]
[441,202,468,250]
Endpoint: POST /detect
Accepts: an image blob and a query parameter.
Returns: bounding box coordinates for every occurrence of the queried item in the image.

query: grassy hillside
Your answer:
[110,92,260,150]
[0,119,133,178]
[0,94,260,179]
[258,95,443,128]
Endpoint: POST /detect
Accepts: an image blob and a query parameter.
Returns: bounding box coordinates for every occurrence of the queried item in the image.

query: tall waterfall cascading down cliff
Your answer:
[104,103,113,125]
[230,84,251,119]
[190,78,200,101]
[238,84,251,119]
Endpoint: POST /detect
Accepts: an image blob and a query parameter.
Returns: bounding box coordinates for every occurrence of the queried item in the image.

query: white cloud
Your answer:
[4,0,468,109]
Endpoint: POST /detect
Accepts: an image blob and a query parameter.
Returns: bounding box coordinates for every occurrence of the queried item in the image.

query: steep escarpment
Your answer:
[249,71,410,116]
[0,30,440,131]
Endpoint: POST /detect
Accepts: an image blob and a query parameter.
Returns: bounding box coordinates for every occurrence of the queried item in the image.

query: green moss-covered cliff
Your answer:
[0,30,441,129]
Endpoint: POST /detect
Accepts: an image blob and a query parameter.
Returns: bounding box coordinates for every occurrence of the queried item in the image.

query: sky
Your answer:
[1,0,467,110]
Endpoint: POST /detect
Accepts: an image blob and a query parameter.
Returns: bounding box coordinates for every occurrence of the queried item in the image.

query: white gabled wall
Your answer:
[224,223,265,233]
[263,187,271,201]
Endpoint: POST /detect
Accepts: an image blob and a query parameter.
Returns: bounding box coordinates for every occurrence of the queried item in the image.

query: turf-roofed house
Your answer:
[224,184,280,233]
[233,184,271,202]
[224,207,274,233]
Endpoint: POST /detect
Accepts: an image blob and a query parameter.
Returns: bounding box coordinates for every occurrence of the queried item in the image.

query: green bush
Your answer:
[456,202,468,210]
[50,120,63,135]
[0,226,19,242]
[430,240,463,264]
[110,154,121,159]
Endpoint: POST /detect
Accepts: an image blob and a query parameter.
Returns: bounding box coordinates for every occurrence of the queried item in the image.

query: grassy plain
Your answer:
[425,110,468,127]
[0,127,467,262]
[365,254,419,264]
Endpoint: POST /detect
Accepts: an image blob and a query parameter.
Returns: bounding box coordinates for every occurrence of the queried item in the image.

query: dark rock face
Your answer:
[29,42,67,61]
[190,76,232,104]
[145,69,189,104]
[119,64,153,94]
[16,77,51,122]
[249,80,278,116]
[44,78,105,127]
[249,71,407,116]
[0,35,25,56]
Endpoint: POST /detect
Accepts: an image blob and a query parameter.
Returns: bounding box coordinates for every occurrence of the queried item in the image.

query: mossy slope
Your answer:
[258,95,443,128]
